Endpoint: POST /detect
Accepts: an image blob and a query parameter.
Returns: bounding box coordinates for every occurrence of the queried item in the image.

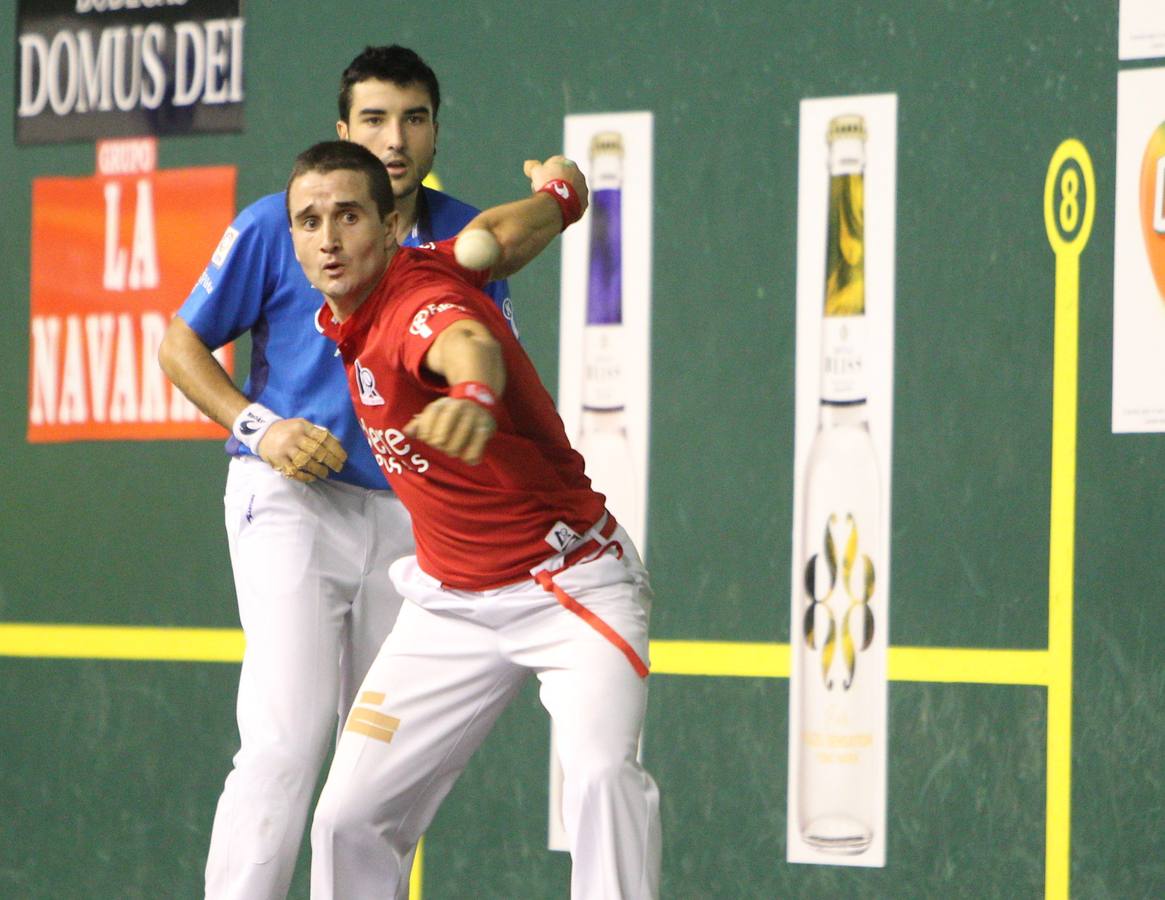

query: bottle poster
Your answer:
[1112,67,1165,432]
[548,111,654,850]
[787,94,897,868]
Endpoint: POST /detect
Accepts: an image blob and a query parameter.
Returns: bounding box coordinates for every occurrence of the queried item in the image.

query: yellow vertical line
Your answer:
[1046,251,1078,900]
[409,835,424,898]
[1042,138,1093,900]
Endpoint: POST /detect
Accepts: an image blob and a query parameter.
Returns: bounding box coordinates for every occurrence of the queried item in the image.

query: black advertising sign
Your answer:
[15,0,245,144]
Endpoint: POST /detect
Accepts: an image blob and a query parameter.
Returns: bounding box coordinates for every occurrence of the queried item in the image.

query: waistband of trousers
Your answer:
[530,512,619,577]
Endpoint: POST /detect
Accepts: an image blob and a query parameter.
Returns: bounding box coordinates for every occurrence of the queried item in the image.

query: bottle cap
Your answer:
[827,115,867,144]
[590,131,624,159]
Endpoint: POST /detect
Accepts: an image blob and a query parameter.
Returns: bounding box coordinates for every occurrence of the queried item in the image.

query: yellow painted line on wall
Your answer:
[649,641,1050,685]
[888,646,1050,686]
[649,640,790,677]
[0,626,1053,688]
[1041,138,1092,900]
[0,623,244,662]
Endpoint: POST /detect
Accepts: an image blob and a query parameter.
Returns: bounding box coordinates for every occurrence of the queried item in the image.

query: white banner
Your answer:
[787,93,896,868]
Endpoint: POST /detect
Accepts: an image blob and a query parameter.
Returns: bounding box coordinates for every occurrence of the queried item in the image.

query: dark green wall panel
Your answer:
[2,1,1163,897]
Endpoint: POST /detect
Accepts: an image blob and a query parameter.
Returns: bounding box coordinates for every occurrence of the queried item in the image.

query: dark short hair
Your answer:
[338,45,440,122]
[285,141,395,222]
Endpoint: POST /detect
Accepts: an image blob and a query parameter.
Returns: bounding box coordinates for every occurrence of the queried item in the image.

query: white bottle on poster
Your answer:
[796,114,882,854]
[576,131,640,536]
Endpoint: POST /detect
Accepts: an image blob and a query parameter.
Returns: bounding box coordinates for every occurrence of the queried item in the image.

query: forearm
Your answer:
[428,321,506,394]
[158,316,249,429]
[463,193,566,282]
[407,320,505,465]
[458,155,587,281]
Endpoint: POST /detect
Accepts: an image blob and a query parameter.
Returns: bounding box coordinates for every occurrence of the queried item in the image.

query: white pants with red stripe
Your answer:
[310,524,660,899]
[205,456,411,900]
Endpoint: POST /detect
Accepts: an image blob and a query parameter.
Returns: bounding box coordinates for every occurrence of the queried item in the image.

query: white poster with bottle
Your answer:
[1112,67,1165,432]
[787,94,896,868]
[547,111,654,851]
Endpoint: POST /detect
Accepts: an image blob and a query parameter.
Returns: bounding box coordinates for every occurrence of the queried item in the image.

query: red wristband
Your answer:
[538,179,583,231]
[449,381,498,409]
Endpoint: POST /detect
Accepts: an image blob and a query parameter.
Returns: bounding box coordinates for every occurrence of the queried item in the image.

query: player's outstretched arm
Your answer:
[403,319,505,466]
[158,317,346,482]
[456,155,588,282]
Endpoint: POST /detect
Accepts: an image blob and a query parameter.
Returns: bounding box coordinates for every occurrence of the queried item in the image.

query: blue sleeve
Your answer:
[482,277,519,338]
[176,197,280,350]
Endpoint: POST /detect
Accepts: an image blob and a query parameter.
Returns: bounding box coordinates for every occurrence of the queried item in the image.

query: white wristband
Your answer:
[232,402,282,455]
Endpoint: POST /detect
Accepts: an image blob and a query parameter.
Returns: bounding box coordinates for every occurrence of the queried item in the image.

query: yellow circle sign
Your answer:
[1044,139,1095,256]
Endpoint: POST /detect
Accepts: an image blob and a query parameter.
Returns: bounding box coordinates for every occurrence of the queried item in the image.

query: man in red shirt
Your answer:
[287,140,659,899]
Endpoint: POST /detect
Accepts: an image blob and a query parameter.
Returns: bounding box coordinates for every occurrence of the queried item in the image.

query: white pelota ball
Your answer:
[454,229,501,270]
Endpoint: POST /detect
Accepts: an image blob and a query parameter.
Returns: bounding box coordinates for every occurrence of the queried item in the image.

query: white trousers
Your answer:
[310,524,661,899]
[205,456,412,900]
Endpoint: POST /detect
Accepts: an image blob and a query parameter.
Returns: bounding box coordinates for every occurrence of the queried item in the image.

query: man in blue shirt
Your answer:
[159,45,512,900]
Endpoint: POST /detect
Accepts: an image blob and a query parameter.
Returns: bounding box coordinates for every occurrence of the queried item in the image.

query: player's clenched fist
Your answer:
[404,397,496,465]
[258,419,347,482]
[523,155,589,219]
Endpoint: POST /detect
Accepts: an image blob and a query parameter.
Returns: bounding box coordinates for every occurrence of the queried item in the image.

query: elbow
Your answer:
[158,316,195,380]
[157,328,175,377]
[157,320,180,378]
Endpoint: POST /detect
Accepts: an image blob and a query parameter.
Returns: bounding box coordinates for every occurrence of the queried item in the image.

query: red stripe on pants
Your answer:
[534,569,649,679]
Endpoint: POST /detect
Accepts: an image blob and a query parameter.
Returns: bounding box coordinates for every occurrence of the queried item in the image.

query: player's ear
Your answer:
[336,119,349,140]
[384,210,399,246]
[433,120,439,156]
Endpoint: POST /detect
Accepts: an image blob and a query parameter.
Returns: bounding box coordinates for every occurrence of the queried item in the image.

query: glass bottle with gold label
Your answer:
[796,114,881,854]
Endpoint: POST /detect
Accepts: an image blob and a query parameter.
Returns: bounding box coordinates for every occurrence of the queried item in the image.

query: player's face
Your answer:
[288,168,396,317]
[337,79,438,203]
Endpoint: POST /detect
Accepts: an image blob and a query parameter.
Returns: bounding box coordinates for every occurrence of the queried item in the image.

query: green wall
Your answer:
[2,1,1162,897]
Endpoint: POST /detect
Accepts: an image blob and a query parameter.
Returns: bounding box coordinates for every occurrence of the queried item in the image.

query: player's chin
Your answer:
[389,173,420,198]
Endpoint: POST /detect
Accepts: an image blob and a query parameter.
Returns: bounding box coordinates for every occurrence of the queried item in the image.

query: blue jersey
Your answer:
[179,186,514,490]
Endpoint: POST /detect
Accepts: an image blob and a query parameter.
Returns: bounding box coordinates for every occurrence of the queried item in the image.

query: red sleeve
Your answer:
[396,287,481,382]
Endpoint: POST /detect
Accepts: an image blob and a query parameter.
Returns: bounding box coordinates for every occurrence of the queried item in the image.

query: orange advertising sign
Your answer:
[1140,120,1165,302]
[28,138,235,442]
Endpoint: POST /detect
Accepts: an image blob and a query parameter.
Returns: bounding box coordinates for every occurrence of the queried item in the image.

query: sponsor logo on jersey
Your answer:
[360,418,430,476]
[197,269,215,294]
[355,359,385,406]
[545,520,582,553]
[211,226,239,268]
[409,302,467,340]
[501,296,519,338]
[418,241,437,250]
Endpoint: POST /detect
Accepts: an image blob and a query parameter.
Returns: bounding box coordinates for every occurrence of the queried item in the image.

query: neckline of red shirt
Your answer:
[315,248,404,346]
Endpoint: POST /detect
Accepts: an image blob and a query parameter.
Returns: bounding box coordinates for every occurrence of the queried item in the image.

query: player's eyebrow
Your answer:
[356,105,430,119]
[292,198,363,222]
[291,202,317,221]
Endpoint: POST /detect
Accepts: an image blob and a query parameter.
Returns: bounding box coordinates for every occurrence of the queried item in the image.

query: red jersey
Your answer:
[317,239,606,589]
